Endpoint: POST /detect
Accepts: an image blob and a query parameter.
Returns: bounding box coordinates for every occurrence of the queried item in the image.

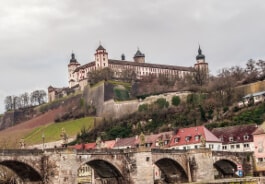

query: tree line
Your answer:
[4,90,47,111]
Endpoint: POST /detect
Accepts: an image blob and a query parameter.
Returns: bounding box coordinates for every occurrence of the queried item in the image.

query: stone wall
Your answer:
[236,80,265,96]
[83,82,191,120]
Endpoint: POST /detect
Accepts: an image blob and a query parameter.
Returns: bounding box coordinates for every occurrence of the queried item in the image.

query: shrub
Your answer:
[155,98,169,109]
[138,104,148,112]
[172,96,181,106]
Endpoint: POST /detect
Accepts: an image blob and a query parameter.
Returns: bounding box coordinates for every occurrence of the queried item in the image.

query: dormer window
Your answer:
[244,135,249,141]
[195,135,200,141]
[229,136,234,142]
[185,136,191,142]
[220,136,224,142]
[174,137,180,143]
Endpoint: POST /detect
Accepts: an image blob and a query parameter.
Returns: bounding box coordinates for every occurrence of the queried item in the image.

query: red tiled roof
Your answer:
[74,142,96,150]
[144,131,174,148]
[103,140,116,149]
[169,126,221,147]
[114,137,138,148]
[211,124,258,144]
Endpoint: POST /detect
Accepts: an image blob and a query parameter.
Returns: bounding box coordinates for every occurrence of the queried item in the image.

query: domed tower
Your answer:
[68,52,80,88]
[95,44,108,70]
[133,49,145,63]
[194,45,208,74]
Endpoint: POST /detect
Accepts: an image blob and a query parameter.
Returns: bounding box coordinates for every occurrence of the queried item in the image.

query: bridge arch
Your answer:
[155,158,188,183]
[80,158,127,183]
[213,159,238,179]
[0,160,42,182]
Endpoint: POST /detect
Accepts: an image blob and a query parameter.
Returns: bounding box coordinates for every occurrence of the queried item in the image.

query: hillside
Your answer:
[0,107,94,148]
[0,107,64,148]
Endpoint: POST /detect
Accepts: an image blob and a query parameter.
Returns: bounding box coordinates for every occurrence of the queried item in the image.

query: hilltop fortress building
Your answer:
[48,45,208,102]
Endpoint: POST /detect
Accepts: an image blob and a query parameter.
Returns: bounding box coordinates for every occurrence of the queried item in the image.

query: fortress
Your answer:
[48,44,208,102]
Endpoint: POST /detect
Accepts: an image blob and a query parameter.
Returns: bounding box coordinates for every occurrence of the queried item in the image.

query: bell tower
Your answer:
[68,52,80,88]
[95,44,108,70]
[194,45,208,74]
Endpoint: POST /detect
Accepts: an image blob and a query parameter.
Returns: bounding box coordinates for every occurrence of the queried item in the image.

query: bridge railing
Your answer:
[0,149,44,155]
[75,148,138,154]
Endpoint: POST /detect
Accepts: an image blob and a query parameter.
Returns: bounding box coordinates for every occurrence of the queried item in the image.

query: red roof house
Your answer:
[169,126,221,150]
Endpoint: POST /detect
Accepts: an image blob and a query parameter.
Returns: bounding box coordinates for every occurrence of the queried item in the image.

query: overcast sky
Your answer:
[1,0,265,113]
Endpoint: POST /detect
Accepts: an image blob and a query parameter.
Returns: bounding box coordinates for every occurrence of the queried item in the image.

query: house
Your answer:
[252,122,265,176]
[211,124,258,152]
[74,142,96,150]
[113,136,139,149]
[169,126,222,150]
[238,91,265,107]
[139,131,174,149]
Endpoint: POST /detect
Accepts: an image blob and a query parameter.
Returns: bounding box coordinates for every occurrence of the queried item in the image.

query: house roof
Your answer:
[114,137,138,148]
[211,124,258,144]
[74,142,96,150]
[243,91,265,99]
[169,126,221,147]
[140,131,174,148]
[103,140,116,149]
[253,122,265,135]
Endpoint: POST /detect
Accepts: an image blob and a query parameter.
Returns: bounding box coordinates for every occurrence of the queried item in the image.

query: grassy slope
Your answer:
[24,117,94,145]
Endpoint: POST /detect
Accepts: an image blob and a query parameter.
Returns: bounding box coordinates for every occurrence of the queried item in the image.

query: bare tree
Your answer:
[256,59,265,80]
[20,92,30,108]
[30,90,47,105]
[245,59,258,83]
[4,96,13,111]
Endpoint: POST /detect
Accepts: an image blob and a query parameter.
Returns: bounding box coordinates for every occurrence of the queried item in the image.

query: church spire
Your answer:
[196,45,205,60]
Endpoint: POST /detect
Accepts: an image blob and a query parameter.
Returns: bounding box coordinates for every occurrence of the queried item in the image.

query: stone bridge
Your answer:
[0,148,254,184]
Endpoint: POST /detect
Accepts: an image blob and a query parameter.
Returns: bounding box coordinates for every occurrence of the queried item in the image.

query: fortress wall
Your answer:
[84,82,190,120]
[236,80,265,95]
[101,100,139,120]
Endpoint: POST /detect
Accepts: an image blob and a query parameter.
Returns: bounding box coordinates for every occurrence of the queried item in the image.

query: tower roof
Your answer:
[134,49,145,58]
[96,44,106,51]
[69,52,78,63]
[196,45,205,60]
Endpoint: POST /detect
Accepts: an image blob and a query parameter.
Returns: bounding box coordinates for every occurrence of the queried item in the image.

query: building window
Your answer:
[231,145,235,149]
[244,143,249,148]
[174,138,180,143]
[185,136,191,142]
[236,144,240,149]
[195,145,198,149]
[258,158,263,162]
[222,145,227,150]
[229,136,234,142]
[195,135,200,141]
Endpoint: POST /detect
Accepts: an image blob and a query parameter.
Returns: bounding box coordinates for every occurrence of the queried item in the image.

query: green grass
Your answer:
[108,80,131,90]
[24,117,94,145]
